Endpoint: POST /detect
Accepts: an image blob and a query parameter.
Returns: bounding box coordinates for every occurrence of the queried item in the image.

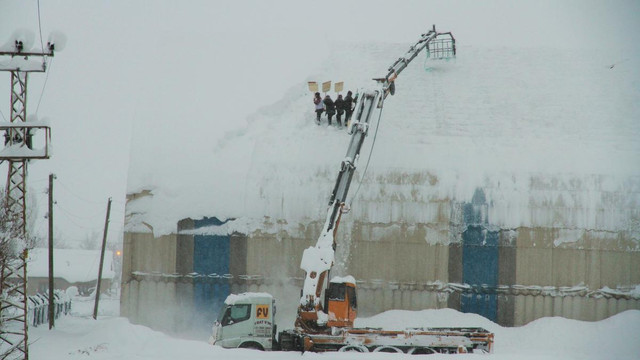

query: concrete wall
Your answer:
[121,219,639,335]
[120,231,177,320]
[121,267,639,336]
[121,176,639,335]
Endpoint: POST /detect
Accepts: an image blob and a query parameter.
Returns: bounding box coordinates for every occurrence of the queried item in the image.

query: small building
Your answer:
[27,248,115,296]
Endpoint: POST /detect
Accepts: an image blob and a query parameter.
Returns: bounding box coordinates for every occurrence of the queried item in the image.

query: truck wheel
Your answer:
[373,346,402,353]
[239,342,264,351]
[408,347,436,355]
[338,345,369,352]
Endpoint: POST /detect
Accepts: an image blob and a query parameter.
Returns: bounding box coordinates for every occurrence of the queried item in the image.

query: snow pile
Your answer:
[493,312,640,359]
[360,309,640,359]
[30,300,640,360]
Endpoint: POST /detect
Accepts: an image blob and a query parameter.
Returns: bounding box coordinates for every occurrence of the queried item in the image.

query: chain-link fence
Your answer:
[27,289,72,327]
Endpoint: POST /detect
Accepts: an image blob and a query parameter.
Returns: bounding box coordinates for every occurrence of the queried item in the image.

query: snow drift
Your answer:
[30,300,640,360]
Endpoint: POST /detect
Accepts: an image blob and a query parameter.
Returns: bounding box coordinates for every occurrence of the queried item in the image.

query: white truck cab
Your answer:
[209,293,276,350]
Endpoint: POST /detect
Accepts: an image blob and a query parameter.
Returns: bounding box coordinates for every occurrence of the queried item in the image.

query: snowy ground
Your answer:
[30,295,640,360]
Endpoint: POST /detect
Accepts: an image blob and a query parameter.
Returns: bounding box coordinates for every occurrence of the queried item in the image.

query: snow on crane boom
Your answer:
[296,25,456,332]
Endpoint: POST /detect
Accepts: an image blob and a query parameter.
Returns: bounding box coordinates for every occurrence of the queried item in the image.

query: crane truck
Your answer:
[210,25,494,354]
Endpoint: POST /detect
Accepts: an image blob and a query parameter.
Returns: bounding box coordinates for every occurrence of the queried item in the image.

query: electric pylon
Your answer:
[0,40,54,360]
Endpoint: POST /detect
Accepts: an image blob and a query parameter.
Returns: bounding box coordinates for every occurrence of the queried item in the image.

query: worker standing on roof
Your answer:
[334,94,346,127]
[313,92,324,125]
[323,94,336,126]
[344,91,355,126]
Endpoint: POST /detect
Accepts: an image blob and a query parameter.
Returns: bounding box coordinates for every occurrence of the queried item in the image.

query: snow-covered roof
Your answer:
[330,275,356,284]
[27,248,115,283]
[224,292,273,305]
[126,42,640,239]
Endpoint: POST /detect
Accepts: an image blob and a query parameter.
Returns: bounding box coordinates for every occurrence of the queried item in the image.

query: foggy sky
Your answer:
[1,0,638,245]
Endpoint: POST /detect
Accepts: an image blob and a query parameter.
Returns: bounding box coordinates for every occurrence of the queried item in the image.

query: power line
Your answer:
[34,0,52,115]
[35,57,53,115]
[51,179,125,208]
[56,180,109,205]
[55,202,106,221]
[54,207,99,231]
[30,176,50,184]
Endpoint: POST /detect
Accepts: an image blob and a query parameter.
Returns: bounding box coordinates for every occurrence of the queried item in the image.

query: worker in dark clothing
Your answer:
[323,94,336,125]
[313,92,323,124]
[334,94,346,127]
[344,91,355,125]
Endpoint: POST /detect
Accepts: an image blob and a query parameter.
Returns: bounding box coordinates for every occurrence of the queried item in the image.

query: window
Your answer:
[327,283,346,301]
[347,286,357,310]
[220,304,251,326]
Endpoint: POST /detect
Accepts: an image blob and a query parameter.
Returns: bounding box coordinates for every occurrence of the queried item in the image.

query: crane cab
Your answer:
[324,276,357,328]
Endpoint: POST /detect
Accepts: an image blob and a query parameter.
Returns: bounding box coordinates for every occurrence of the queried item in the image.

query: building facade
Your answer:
[121,176,640,335]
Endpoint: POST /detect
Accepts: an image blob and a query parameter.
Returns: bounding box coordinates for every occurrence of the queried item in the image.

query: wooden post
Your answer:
[48,173,55,329]
[93,197,111,320]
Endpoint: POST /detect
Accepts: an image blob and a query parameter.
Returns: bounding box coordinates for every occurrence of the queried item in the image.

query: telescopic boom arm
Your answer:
[296,25,455,331]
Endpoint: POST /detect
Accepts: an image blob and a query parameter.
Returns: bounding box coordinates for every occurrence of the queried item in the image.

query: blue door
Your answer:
[193,217,231,330]
[461,225,498,322]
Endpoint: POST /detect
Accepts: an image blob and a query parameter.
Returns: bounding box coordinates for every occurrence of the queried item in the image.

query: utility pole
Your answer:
[93,198,111,320]
[48,174,55,329]
[0,40,55,360]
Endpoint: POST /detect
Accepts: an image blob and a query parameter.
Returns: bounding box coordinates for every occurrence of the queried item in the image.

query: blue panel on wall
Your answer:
[463,188,488,225]
[462,225,498,322]
[194,234,229,275]
[192,217,232,331]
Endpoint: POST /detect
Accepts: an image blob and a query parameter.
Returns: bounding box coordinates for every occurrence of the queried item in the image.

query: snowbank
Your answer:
[30,302,640,360]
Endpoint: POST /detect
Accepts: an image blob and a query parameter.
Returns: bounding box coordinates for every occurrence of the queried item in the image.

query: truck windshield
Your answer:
[327,283,346,301]
[347,286,357,309]
[220,304,251,326]
[217,306,228,323]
